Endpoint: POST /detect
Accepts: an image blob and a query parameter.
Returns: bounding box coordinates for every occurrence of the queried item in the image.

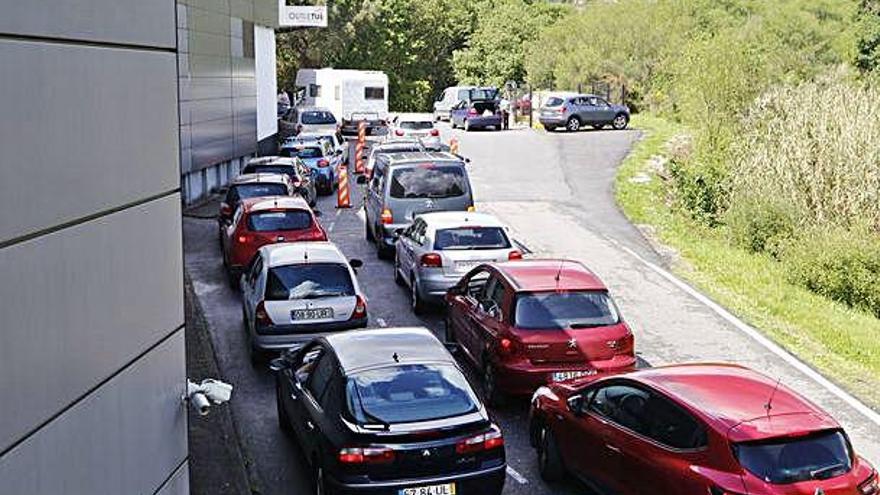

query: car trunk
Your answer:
[440,249,511,277]
[472,101,498,116]
[518,323,629,365]
[263,295,355,331]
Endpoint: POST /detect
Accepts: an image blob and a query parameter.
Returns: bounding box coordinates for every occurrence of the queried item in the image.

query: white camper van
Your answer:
[295,68,389,135]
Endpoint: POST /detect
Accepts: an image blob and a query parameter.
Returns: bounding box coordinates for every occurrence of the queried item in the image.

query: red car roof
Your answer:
[239,195,309,213]
[494,259,607,292]
[631,364,837,442]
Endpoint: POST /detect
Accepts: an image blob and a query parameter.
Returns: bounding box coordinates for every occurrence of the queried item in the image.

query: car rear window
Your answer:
[399,121,433,130]
[545,97,564,107]
[514,291,620,329]
[301,111,336,125]
[734,430,853,484]
[247,210,312,232]
[288,147,323,159]
[245,165,294,177]
[232,183,287,201]
[346,364,479,425]
[265,263,355,301]
[389,164,468,199]
[469,88,497,100]
[434,227,510,250]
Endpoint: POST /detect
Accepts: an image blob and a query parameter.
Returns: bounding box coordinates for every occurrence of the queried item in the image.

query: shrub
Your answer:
[667,154,730,225]
[725,197,799,257]
[784,226,880,317]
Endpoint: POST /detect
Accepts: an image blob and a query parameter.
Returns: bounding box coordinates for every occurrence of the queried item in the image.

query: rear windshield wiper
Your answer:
[568,322,609,329]
[810,463,846,480]
[354,386,390,431]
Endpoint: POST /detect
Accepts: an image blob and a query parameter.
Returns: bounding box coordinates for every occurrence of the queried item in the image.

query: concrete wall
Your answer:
[0,1,186,494]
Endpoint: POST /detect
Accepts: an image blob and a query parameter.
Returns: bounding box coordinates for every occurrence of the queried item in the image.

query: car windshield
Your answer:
[247,210,312,232]
[514,291,620,329]
[734,430,853,484]
[301,111,336,125]
[434,227,511,250]
[286,147,322,159]
[544,97,564,107]
[265,263,354,300]
[346,364,479,425]
[389,164,467,199]
[233,183,287,201]
[469,88,497,100]
[400,121,433,130]
[246,165,294,177]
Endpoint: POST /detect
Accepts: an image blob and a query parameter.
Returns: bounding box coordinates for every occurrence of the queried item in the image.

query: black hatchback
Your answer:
[271,327,506,495]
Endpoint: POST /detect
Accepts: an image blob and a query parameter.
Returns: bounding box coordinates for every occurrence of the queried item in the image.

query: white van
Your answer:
[295,68,389,135]
[433,86,477,122]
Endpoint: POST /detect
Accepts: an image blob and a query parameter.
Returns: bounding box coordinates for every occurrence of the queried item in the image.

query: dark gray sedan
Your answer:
[539,94,630,132]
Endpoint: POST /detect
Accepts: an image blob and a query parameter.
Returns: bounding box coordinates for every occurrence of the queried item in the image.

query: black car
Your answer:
[271,327,506,495]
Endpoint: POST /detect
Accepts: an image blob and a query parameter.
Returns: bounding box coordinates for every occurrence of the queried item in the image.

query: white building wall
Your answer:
[255,24,278,141]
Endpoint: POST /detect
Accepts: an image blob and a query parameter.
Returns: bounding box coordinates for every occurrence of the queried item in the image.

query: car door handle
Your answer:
[305,420,315,431]
[605,444,621,454]
[289,391,297,401]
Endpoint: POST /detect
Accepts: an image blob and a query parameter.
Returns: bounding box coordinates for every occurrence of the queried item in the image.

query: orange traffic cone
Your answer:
[336,165,351,208]
[355,121,367,174]
[449,137,460,155]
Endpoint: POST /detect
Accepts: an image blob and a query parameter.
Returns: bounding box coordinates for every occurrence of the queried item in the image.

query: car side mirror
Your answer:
[349,259,363,269]
[567,395,585,416]
[356,175,367,185]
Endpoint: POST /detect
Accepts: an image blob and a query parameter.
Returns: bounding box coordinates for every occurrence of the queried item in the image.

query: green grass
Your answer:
[616,114,880,408]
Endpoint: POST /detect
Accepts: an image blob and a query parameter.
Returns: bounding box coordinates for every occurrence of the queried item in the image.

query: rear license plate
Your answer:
[291,308,333,320]
[552,370,597,382]
[456,260,481,271]
[399,483,455,495]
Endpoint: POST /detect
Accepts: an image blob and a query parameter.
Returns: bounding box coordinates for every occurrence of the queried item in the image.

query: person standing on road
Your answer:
[499,97,510,130]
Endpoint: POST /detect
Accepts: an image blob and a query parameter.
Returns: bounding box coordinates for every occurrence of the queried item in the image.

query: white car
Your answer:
[296,130,349,166]
[240,242,368,362]
[389,114,441,149]
[393,212,522,313]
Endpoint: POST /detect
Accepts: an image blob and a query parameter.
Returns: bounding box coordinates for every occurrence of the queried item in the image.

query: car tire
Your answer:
[566,116,581,132]
[444,316,456,343]
[544,125,556,132]
[376,234,393,260]
[411,276,427,315]
[538,425,566,482]
[276,379,293,436]
[249,341,267,366]
[482,360,506,407]
[365,218,375,242]
[394,256,405,286]
[612,113,629,130]
[314,464,329,495]
[227,269,239,291]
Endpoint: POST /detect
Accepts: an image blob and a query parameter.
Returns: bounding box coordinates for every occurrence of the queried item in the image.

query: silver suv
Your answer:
[539,94,630,132]
[361,152,474,259]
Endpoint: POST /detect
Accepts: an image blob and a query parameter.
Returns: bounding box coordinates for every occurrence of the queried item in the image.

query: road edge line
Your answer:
[610,239,880,427]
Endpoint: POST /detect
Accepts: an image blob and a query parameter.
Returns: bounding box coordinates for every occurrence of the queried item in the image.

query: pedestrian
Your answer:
[498,96,510,130]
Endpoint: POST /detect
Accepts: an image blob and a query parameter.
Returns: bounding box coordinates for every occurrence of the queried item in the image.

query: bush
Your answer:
[725,197,798,257]
[784,226,880,317]
[668,153,730,226]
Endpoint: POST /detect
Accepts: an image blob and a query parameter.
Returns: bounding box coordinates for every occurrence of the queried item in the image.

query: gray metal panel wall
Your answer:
[0,0,175,48]
[0,39,179,243]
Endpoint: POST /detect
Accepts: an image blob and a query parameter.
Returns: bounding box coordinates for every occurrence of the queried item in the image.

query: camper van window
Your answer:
[309,84,321,97]
[301,111,336,125]
[365,87,385,100]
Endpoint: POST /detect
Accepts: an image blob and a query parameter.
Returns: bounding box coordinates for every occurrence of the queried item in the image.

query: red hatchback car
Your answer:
[221,195,327,286]
[444,259,635,404]
[529,364,878,495]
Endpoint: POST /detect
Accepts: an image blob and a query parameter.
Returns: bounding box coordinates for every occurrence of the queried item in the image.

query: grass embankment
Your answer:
[617,114,880,408]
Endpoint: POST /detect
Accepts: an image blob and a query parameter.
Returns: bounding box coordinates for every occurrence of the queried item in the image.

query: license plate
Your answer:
[456,260,481,271]
[399,483,456,495]
[291,308,333,320]
[552,370,597,382]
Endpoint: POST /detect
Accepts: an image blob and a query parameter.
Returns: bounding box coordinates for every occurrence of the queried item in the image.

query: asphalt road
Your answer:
[183,121,880,495]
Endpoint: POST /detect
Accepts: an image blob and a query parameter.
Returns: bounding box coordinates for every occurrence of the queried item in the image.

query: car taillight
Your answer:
[508,250,522,260]
[338,447,395,465]
[352,295,367,319]
[254,301,273,327]
[420,253,442,268]
[430,129,439,136]
[395,129,404,136]
[468,108,478,116]
[380,208,393,224]
[498,337,521,357]
[614,332,635,355]
[456,426,504,455]
[861,471,879,495]
[317,159,329,168]
[220,203,232,216]
[237,234,249,244]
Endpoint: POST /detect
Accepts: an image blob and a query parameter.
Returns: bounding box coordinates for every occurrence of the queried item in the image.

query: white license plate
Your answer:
[551,370,597,382]
[291,308,333,320]
[399,483,456,495]
[456,260,481,271]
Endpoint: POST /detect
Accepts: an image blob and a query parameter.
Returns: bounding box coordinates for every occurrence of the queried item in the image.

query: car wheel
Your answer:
[482,361,505,407]
[444,316,456,343]
[538,425,566,482]
[544,125,556,132]
[227,269,239,291]
[612,113,629,130]
[464,119,471,132]
[376,233,393,260]
[566,116,581,132]
[276,379,293,435]
[365,218,375,242]
[394,256,405,286]
[411,276,426,315]
[249,341,267,365]
[314,464,328,495]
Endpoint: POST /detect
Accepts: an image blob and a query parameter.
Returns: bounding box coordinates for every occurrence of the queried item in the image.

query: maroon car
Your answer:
[529,364,878,495]
[444,259,635,404]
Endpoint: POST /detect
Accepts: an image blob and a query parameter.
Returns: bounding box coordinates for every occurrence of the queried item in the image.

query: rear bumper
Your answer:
[465,116,502,128]
[496,356,636,396]
[418,272,466,301]
[539,116,566,126]
[341,120,386,135]
[326,463,505,495]
[253,317,368,350]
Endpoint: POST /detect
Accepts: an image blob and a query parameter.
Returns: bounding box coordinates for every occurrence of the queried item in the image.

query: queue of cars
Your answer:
[212,130,876,495]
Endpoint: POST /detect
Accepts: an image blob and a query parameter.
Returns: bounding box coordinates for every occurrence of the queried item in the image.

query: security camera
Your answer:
[183,378,233,416]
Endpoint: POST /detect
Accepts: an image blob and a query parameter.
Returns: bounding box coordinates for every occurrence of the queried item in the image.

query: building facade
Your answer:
[0,0,276,493]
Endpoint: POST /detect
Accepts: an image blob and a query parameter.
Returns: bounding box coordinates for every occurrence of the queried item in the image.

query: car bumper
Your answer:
[496,356,636,396]
[539,116,566,126]
[378,223,411,248]
[326,464,505,495]
[418,272,466,302]
[253,318,369,350]
[465,116,502,128]
[341,121,385,135]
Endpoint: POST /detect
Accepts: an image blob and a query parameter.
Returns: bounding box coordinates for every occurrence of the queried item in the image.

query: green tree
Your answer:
[855,0,880,72]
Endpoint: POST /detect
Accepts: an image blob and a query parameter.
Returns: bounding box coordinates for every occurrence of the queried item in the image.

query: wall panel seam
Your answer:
[0,33,176,53]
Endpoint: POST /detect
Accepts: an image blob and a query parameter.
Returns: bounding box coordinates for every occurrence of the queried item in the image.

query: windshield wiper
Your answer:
[353,386,390,430]
[569,322,608,329]
[810,463,846,480]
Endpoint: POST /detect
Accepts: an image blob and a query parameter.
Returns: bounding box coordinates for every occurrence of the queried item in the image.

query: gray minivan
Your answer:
[360,151,475,258]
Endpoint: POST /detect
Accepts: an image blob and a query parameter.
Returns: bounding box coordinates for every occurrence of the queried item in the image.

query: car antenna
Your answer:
[392,352,400,363]
[554,260,564,290]
[764,377,781,416]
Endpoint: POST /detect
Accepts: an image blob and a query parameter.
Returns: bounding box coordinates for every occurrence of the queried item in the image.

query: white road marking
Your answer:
[610,238,880,427]
[327,222,335,232]
[356,208,366,224]
[375,317,388,327]
[336,208,342,217]
[506,466,529,485]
